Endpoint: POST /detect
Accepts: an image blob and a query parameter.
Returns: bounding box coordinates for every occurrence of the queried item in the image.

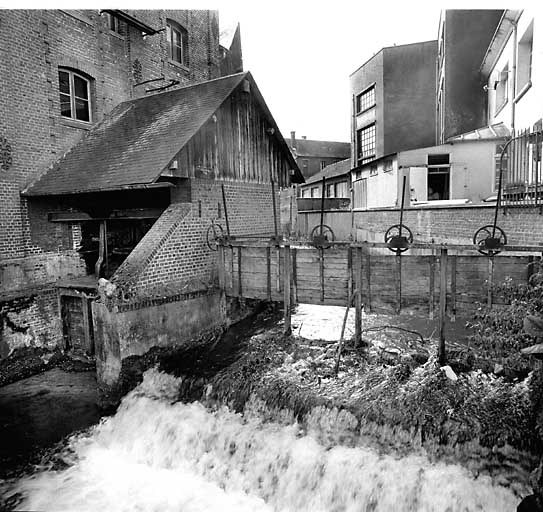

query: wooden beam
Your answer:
[487,256,494,308]
[266,246,271,300]
[283,244,292,335]
[450,255,457,322]
[292,247,298,305]
[237,246,243,297]
[319,247,325,303]
[355,247,362,347]
[365,250,372,313]
[429,256,435,320]
[218,245,226,291]
[438,248,448,366]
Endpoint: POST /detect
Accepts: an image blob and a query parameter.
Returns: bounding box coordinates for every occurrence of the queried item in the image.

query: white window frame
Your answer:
[58,68,91,123]
[167,20,189,67]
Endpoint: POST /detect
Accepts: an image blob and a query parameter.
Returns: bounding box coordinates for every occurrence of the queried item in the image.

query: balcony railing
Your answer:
[500,129,543,211]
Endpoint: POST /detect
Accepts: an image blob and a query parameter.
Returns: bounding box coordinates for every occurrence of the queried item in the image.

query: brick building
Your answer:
[286,131,350,181]
[0,10,300,373]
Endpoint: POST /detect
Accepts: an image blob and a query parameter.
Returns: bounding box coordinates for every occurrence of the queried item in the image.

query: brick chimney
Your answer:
[290,131,296,150]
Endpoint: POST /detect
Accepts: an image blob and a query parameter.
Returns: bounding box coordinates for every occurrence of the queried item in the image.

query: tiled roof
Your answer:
[287,139,350,159]
[446,122,510,142]
[303,158,351,185]
[24,72,293,196]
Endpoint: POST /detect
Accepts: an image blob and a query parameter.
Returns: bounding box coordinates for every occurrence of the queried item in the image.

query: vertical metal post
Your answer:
[438,248,448,366]
[283,244,292,335]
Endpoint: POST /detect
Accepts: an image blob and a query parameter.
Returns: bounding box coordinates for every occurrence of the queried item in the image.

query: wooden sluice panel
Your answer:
[223,244,537,312]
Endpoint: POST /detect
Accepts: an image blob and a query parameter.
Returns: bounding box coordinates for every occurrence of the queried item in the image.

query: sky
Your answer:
[218,1,441,142]
[10,1,529,143]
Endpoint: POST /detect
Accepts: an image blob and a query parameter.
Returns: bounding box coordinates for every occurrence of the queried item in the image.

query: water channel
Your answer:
[0,306,529,511]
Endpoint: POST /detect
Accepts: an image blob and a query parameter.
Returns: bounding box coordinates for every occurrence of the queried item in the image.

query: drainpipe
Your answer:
[511,20,518,133]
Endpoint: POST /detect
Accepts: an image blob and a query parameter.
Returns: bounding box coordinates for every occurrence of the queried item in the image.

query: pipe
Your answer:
[511,20,518,133]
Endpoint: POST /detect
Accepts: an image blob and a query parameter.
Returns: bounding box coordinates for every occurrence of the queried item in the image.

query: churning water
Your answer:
[1,369,520,511]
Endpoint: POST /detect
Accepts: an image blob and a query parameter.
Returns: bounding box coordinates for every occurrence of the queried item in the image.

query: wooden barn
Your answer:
[22,71,302,380]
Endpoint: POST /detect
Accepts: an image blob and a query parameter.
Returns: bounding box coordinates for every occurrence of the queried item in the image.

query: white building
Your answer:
[481,9,541,132]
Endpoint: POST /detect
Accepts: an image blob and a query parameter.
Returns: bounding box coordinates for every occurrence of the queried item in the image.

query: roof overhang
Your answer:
[480,10,523,77]
[22,181,173,198]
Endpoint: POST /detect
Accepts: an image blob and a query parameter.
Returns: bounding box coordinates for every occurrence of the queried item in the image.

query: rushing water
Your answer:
[1,369,520,511]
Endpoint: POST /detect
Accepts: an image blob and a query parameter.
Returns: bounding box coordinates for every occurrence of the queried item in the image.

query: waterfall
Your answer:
[2,368,520,511]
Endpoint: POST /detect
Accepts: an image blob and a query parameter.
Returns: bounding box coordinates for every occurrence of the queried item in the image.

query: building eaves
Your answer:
[23,71,303,195]
[303,158,351,186]
[480,10,523,77]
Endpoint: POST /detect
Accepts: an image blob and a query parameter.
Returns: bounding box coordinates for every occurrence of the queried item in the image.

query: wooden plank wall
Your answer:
[181,88,289,187]
[222,245,533,315]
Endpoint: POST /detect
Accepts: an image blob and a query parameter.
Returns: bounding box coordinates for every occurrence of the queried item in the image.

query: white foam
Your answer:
[4,369,520,511]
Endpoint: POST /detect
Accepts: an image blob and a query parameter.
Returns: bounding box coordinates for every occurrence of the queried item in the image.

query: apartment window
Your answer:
[356,123,376,165]
[107,13,121,33]
[495,63,509,114]
[320,160,327,170]
[58,68,91,122]
[167,20,189,67]
[427,154,450,200]
[335,182,348,197]
[356,85,375,114]
[384,159,393,172]
[369,165,378,176]
[517,21,533,94]
[326,183,334,197]
[311,187,319,198]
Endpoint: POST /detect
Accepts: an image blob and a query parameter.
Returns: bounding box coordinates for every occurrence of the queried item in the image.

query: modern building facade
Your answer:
[350,40,438,169]
[351,124,510,210]
[436,9,503,143]
[286,132,350,181]
[481,9,541,133]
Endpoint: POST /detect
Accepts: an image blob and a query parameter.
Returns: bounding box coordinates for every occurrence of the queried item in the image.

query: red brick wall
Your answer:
[0,9,222,354]
[0,9,221,261]
[351,205,543,246]
[110,179,278,304]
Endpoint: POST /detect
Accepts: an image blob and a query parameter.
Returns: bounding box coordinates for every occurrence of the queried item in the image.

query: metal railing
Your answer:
[500,129,543,211]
